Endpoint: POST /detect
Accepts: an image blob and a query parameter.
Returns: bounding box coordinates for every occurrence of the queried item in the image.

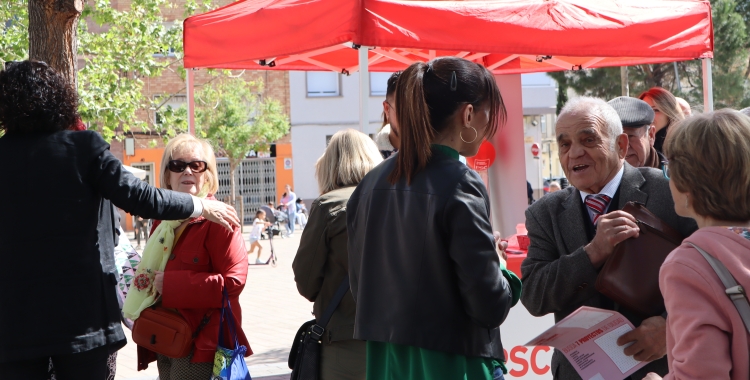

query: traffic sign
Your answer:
[531,143,540,157]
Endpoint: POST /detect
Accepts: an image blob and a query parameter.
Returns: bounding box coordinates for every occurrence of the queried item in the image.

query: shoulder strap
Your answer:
[688,242,750,334]
[316,275,350,329]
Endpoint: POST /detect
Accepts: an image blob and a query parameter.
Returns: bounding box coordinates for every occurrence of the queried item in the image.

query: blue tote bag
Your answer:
[212,289,251,380]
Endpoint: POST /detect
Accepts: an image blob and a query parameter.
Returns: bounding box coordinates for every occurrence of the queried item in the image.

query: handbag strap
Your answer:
[218,288,241,349]
[688,242,750,334]
[308,275,350,341]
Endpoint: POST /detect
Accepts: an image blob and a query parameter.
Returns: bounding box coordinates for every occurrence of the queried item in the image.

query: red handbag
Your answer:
[132,307,210,358]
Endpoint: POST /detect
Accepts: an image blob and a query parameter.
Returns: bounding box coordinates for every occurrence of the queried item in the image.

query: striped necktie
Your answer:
[585,194,612,225]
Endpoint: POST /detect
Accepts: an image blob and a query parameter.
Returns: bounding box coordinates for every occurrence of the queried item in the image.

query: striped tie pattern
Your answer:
[585,194,612,225]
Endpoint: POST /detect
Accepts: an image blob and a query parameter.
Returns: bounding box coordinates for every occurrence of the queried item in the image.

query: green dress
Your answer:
[365,145,523,380]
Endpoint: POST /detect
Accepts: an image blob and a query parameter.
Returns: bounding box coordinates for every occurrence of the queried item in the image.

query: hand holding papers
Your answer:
[525,307,647,380]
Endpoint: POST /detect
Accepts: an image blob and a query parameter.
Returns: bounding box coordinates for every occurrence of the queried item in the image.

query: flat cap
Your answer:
[608,96,654,128]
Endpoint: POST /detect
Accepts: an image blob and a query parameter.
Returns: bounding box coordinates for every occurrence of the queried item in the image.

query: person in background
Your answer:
[675,97,691,116]
[134,215,148,249]
[248,210,271,264]
[527,181,535,205]
[374,72,402,158]
[643,110,750,380]
[293,129,383,380]
[295,198,308,229]
[131,134,250,379]
[0,60,239,380]
[520,97,696,380]
[608,96,663,169]
[548,181,561,193]
[347,57,521,380]
[281,185,297,236]
[638,87,685,155]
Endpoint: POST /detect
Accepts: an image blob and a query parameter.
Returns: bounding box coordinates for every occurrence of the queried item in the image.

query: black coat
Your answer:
[0,130,194,363]
[346,147,513,360]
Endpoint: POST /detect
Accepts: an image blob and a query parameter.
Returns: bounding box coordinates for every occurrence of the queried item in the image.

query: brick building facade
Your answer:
[102,0,292,230]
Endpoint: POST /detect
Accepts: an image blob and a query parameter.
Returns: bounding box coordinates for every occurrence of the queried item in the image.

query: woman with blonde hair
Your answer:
[130,134,250,379]
[638,87,685,154]
[292,129,383,379]
[643,109,750,380]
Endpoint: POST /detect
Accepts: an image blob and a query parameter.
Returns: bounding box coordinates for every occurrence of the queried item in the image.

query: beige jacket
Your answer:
[292,186,357,343]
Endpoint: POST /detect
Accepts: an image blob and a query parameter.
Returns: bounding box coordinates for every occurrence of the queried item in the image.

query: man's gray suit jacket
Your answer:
[520,163,697,380]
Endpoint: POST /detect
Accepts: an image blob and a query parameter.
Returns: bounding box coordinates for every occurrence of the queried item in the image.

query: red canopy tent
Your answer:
[184,0,713,131]
[183,0,714,238]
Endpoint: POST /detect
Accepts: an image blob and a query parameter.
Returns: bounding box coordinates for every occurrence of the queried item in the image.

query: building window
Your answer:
[370,72,392,96]
[307,72,340,97]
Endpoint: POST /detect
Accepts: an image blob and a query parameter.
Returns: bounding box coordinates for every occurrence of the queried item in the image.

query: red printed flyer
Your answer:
[524,307,647,380]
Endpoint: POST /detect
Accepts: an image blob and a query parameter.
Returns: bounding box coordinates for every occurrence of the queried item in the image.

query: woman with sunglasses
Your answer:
[131,134,250,379]
[0,61,240,380]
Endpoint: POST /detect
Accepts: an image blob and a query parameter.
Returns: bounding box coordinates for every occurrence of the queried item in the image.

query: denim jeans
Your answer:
[493,366,506,380]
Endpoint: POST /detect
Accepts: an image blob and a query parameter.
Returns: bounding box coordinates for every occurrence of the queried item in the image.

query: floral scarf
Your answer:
[122,219,184,320]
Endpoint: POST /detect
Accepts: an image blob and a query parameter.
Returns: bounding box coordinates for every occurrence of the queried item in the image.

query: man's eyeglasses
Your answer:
[661,160,670,180]
[168,160,208,173]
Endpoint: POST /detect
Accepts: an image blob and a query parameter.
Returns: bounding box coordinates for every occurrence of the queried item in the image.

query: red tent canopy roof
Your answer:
[184,0,713,74]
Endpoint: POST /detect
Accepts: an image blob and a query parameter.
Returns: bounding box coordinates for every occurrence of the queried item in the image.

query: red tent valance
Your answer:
[184,0,713,74]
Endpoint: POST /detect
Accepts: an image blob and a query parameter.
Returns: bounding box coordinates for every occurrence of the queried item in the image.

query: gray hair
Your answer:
[558,96,623,149]
[739,107,750,118]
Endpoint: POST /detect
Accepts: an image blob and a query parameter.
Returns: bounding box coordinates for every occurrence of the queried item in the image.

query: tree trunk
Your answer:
[28,0,83,88]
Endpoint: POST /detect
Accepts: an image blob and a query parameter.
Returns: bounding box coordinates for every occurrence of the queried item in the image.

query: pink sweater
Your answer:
[660,227,750,380]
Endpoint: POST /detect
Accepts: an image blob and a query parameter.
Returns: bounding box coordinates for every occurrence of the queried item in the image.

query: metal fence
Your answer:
[216,158,277,225]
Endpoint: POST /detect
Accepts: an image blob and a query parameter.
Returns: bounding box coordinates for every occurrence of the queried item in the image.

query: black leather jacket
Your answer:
[0,130,194,362]
[347,147,512,360]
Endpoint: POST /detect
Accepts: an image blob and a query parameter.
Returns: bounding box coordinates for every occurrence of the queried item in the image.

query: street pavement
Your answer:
[115,226,311,380]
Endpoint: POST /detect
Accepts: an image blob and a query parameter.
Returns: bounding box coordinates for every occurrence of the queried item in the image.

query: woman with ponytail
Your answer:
[346,57,521,380]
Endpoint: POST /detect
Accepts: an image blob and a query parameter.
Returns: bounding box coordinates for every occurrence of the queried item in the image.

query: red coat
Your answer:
[138,213,250,369]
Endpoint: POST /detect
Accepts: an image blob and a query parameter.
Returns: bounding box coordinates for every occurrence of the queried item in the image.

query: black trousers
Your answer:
[0,345,110,380]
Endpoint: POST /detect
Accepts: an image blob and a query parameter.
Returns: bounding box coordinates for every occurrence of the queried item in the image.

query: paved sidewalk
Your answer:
[115,227,311,380]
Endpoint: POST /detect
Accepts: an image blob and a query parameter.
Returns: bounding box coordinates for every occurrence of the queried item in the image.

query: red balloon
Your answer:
[466,141,496,171]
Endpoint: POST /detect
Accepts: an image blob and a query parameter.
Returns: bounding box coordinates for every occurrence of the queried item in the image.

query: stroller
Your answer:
[260,205,286,239]
[252,205,279,267]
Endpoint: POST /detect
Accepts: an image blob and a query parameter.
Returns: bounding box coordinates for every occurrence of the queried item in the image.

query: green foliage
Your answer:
[1,0,216,142]
[551,0,750,110]
[193,73,290,203]
[0,1,28,64]
[195,74,290,167]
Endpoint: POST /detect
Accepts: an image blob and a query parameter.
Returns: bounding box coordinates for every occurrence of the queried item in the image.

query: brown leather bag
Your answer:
[595,202,684,318]
[132,307,211,358]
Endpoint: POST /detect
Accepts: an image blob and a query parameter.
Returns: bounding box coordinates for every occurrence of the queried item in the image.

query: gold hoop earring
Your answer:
[460,127,478,144]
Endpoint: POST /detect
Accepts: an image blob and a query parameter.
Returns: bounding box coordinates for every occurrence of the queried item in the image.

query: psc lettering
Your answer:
[503,345,551,378]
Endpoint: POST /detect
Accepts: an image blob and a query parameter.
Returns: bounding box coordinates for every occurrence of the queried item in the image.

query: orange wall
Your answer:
[121,148,166,231]
[275,143,294,204]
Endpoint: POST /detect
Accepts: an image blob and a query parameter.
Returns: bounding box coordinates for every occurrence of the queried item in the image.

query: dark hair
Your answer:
[386,71,401,98]
[389,57,505,184]
[256,210,266,217]
[382,71,402,127]
[0,60,79,134]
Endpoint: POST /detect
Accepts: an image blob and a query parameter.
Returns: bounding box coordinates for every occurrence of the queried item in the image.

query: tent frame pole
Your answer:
[187,69,196,135]
[358,46,370,132]
[702,58,713,112]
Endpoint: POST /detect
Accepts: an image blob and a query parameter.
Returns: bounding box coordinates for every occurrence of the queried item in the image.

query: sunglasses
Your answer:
[661,160,670,180]
[168,160,208,173]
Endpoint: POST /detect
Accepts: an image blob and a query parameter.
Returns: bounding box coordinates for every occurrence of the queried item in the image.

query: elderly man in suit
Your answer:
[520,97,697,380]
